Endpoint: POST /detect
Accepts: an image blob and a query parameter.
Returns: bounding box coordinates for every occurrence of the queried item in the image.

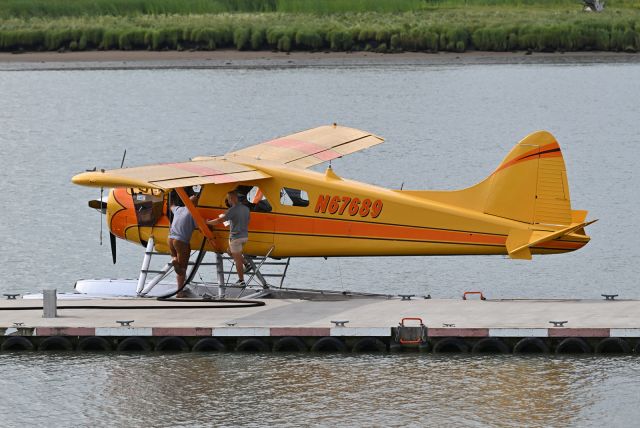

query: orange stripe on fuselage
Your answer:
[186,208,585,251]
[492,142,561,175]
[275,215,507,246]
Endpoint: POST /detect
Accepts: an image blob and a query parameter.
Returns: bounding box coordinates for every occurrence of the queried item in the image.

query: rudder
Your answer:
[484,130,572,225]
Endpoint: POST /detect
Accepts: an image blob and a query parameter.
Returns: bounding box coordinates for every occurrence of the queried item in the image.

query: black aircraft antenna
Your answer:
[120,149,127,168]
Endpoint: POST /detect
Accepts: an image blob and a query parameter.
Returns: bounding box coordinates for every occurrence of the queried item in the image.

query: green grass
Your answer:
[0,0,430,18]
[2,0,638,18]
[0,1,639,53]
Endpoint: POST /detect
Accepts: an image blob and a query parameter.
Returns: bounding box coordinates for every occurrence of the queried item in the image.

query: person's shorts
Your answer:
[229,238,248,254]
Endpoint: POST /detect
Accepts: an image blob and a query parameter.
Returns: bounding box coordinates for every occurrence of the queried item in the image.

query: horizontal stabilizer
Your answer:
[506,220,597,260]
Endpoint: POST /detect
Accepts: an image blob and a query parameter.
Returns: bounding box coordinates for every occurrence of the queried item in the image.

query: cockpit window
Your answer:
[131,189,164,226]
[280,187,309,207]
[235,185,272,213]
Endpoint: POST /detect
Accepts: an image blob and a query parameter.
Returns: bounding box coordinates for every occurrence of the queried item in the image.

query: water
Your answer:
[0,60,639,426]
[1,352,639,427]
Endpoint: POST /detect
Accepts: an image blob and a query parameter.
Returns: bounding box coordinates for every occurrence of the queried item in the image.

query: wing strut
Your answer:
[175,188,221,253]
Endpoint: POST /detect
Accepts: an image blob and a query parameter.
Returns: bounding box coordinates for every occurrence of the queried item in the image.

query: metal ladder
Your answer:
[217,248,291,298]
[136,237,290,298]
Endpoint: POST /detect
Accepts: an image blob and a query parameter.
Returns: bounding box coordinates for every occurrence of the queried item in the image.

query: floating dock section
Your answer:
[1,295,639,354]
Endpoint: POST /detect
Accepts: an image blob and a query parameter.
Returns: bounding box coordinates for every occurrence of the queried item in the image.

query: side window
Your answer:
[280,187,309,207]
[131,188,164,226]
[246,186,272,213]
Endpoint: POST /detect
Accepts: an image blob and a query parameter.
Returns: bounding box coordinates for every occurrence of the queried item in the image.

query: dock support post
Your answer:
[137,237,155,295]
[216,253,226,299]
[43,289,57,318]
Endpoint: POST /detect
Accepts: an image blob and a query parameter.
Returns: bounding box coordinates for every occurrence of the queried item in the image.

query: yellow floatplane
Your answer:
[71,124,596,296]
[73,125,594,267]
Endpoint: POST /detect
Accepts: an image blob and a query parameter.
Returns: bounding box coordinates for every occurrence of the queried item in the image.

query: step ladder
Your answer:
[136,237,290,298]
[215,247,291,298]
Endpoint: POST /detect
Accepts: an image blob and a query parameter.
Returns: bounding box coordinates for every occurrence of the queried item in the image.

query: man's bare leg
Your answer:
[231,252,245,282]
[168,239,178,266]
[174,240,190,297]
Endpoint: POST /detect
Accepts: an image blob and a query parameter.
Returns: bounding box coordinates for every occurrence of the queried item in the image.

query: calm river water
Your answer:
[0,59,639,427]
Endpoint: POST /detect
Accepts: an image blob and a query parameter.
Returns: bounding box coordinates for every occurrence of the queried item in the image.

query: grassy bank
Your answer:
[0,1,639,53]
[7,0,638,18]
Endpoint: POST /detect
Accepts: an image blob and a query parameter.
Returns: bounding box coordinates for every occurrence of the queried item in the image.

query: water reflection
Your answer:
[1,353,628,427]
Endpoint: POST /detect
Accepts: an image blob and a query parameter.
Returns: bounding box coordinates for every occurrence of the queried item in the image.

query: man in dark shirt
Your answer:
[169,192,199,297]
[207,190,251,286]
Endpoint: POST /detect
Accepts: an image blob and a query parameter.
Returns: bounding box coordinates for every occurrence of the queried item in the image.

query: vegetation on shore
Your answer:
[0,0,638,53]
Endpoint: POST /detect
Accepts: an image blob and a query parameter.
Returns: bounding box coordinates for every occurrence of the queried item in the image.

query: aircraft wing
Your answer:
[225,125,384,168]
[72,158,270,190]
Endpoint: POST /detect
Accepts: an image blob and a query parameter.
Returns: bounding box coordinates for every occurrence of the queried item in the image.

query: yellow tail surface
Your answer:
[405,130,582,226]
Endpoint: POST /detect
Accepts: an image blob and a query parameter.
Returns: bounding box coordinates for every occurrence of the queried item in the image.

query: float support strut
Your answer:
[216,253,226,298]
[136,237,155,295]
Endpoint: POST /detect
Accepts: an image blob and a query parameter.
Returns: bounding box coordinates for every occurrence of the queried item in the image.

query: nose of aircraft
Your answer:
[107,188,137,240]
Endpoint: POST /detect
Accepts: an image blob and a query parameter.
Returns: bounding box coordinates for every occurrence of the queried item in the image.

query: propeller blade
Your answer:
[110,232,117,264]
[88,199,107,214]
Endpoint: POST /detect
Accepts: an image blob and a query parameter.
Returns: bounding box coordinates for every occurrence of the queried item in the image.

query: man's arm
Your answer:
[207,214,226,226]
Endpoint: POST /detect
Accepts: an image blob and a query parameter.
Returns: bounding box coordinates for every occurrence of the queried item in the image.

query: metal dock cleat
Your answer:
[601,294,618,301]
[116,320,134,326]
[331,320,349,327]
[399,294,414,301]
[4,294,20,300]
[549,320,568,327]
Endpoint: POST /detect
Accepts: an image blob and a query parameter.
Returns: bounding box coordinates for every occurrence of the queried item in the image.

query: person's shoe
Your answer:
[234,280,246,287]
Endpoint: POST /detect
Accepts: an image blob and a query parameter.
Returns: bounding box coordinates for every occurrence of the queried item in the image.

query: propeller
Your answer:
[85,149,126,265]
[110,231,117,264]
[107,149,126,265]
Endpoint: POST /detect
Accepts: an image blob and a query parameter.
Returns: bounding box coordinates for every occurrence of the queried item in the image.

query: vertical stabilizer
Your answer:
[400,131,575,226]
[484,130,572,225]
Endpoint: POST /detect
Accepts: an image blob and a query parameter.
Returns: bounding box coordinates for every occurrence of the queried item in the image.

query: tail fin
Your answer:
[403,131,576,226]
[484,130,571,225]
